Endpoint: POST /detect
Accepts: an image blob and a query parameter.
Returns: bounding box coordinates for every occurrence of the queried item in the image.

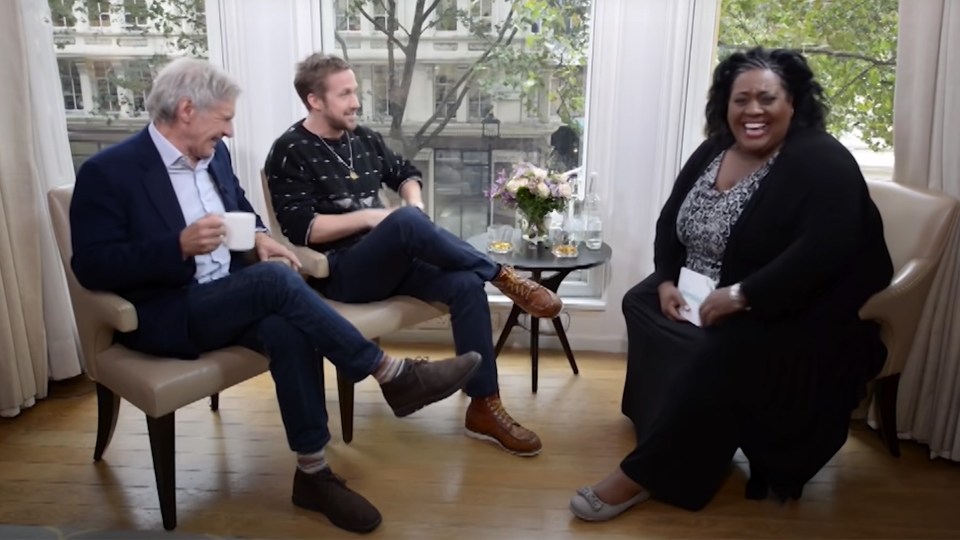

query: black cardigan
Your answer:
[653,127,893,321]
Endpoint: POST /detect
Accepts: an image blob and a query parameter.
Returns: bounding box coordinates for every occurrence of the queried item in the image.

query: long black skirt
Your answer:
[618,274,878,510]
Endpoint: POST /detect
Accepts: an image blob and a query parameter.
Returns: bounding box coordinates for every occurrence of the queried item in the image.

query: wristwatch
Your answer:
[729,282,747,307]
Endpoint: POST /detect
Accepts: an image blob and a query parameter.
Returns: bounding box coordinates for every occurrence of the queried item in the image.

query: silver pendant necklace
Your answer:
[318,133,359,180]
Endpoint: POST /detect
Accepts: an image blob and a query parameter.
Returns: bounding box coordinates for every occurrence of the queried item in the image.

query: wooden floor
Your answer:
[2,344,960,539]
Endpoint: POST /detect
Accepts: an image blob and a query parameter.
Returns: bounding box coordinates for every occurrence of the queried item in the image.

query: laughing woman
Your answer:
[570,47,893,521]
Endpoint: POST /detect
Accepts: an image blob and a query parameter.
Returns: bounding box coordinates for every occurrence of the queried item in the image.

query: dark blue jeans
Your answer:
[186,262,383,454]
[318,206,500,397]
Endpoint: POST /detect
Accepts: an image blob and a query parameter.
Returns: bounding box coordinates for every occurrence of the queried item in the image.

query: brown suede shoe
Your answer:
[381,352,482,417]
[464,394,542,456]
[292,468,382,533]
[491,265,562,318]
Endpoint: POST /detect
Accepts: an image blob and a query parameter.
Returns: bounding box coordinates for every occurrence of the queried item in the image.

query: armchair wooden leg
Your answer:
[147,412,177,530]
[875,373,901,458]
[337,368,355,444]
[209,393,219,411]
[93,383,120,461]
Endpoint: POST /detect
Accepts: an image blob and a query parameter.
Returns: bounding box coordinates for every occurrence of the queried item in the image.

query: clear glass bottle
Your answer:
[583,172,603,250]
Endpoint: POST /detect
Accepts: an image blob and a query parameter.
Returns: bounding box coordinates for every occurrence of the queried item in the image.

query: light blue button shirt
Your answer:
[148,123,231,284]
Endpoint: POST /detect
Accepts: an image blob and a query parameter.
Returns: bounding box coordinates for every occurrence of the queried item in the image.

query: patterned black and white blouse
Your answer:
[675,150,778,281]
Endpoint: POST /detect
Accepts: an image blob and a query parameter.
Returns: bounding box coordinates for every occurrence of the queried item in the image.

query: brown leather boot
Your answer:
[381,352,482,417]
[291,468,382,533]
[490,265,562,318]
[465,394,542,457]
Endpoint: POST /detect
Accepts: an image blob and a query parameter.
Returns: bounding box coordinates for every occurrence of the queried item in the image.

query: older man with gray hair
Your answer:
[69,57,481,534]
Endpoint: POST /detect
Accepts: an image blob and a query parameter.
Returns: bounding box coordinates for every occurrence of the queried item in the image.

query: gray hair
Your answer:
[145,58,241,123]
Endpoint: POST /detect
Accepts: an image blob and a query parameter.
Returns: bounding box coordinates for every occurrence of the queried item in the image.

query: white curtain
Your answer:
[0,0,82,418]
[892,0,960,460]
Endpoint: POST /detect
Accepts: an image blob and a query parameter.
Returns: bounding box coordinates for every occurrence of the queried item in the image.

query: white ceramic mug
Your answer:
[223,211,256,251]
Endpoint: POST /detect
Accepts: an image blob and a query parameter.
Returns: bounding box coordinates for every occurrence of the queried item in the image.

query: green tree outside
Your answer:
[718,0,898,150]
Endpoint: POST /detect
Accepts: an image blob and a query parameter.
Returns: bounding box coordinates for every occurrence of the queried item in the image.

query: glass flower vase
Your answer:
[517,210,549,247]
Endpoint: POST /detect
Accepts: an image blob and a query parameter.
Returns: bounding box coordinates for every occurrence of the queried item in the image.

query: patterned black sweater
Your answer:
[264,121,422,253]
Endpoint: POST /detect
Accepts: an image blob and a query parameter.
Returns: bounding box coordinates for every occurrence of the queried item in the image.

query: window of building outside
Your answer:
[124,0,148,27]
[467,87,493,123]
[335,0,360,31]
[86,0,111,27]
[93,61,121,112]
[122,60,153,114]
[435,0,458,32]
[370,65,394,120]
[50,0,77,27]
[716,0,897,181]
[433,65,462,121]
[471,0,493,34]
[58,59,84,111]
[332,0,595,296]
[371,1,388,31]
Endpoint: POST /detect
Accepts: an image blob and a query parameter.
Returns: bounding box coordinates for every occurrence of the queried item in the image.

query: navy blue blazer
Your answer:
[70,127,265,358]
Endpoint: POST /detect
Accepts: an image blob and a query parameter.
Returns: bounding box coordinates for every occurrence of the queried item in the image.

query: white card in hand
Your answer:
[677,267,717,327]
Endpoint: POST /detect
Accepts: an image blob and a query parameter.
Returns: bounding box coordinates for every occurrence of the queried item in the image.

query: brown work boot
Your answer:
[491,265,562,318]
[291,467,382,533]
[464,394,542,457]
[381,352,482,417]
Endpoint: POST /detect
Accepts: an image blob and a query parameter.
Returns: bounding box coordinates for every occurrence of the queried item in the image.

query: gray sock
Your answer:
[297,449,328,474]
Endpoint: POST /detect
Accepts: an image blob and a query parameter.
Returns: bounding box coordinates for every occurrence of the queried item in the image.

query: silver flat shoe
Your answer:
[569,486,650,522]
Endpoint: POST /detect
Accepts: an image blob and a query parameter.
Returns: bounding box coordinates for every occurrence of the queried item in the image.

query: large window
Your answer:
[717,0,897,180]
[331,0,594,294]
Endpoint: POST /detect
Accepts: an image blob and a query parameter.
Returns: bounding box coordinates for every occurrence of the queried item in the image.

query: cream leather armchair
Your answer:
[49,185,277,530]
[859,180,960,457]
